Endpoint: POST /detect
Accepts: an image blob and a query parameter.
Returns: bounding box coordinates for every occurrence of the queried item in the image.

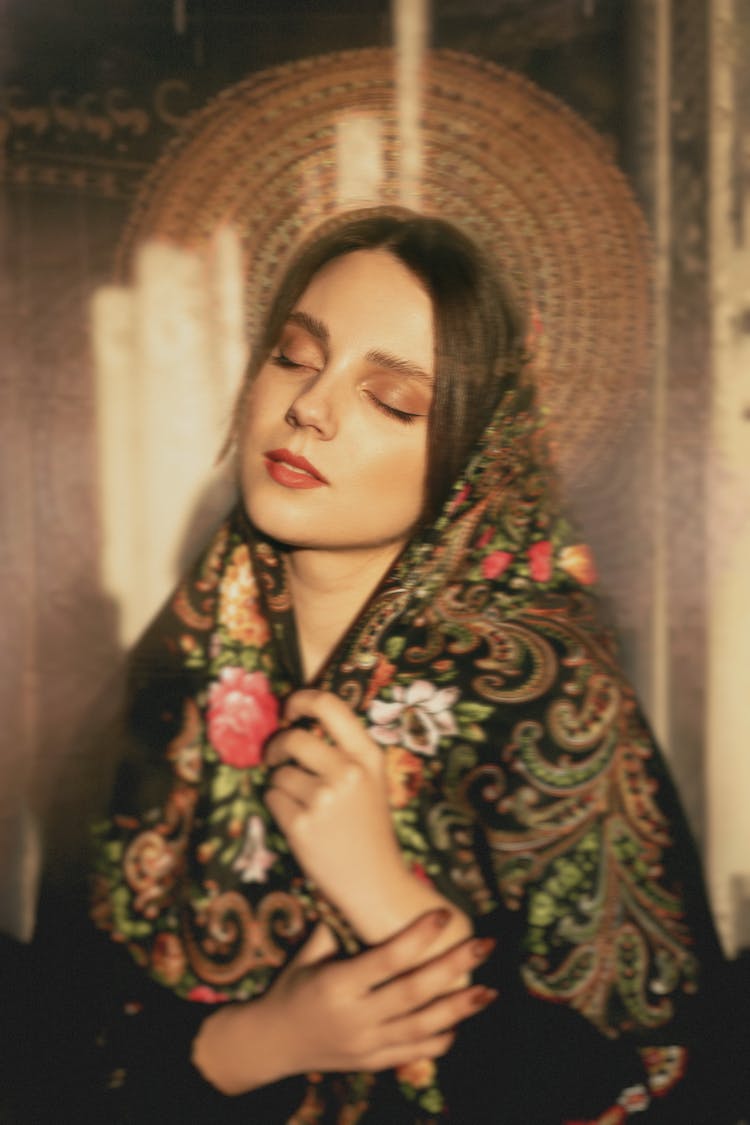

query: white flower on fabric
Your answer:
[232,815,275,883]
[368,680,460,756]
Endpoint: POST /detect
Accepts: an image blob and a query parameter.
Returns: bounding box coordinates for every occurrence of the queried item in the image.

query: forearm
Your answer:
[192,910,488,1097]
[338,865,473,950]
[88,932,305,1115]
[193,906,473,1098]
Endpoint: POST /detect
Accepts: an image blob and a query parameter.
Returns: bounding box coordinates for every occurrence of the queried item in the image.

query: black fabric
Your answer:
[1,884,304,1124]
[441,910,744,1124]
[2,886,748,1123]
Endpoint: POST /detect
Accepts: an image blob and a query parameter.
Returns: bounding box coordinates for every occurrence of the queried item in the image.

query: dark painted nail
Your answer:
[470,937,496,962]
[470,986,499,1008]
[430,908,452,929]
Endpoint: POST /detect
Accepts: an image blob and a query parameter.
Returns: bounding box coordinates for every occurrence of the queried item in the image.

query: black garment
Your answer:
[4,886,746,1125]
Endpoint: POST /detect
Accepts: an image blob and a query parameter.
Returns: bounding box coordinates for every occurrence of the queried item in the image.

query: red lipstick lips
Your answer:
[264,448,328,489]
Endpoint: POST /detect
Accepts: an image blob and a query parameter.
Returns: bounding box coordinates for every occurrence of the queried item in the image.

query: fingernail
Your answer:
[470,937,496,963]
[429,907,452,930]
[470,986,499,1008]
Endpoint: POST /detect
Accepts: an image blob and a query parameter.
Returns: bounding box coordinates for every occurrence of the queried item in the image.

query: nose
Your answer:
[284,371,337,439]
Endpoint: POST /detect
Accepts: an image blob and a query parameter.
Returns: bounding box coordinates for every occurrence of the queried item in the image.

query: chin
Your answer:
[241,497,323,550]
[242,483,420,555]
[243,508,301,549]
[244,508,409,556]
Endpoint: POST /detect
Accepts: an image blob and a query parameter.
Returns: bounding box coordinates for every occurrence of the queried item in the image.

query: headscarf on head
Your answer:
[91,347,720,1123]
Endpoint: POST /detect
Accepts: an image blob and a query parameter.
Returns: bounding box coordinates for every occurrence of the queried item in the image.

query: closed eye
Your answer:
[364,390,421,425]
[271,352,314,371]
[270,351,303,369]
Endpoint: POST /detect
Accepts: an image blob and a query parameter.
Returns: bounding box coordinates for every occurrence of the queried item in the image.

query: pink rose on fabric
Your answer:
[187,984,231,1004]
[476,527,494,550]
[207,668,279,768]
[481,550,513,580]
[528,540,553,582]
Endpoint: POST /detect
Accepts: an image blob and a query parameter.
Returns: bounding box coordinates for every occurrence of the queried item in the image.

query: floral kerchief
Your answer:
[92,376,717,1120]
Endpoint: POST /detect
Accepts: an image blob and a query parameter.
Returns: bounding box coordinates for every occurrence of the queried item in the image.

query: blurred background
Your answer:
[1,0,749,970]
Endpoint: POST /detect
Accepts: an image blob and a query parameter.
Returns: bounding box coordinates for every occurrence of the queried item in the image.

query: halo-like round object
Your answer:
[118,48,652,485]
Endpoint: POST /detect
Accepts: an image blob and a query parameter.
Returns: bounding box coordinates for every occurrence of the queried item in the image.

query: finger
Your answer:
[360,1033,456,1074]
[381,982,498,1046]
[265,726,305,765]
[285,690,372,756]
[292,921,339,968]
[265,785,304,824]
[342,909,457,992]
[265,727,342,775]
[372,934,496,1020]
[267,762,324,807]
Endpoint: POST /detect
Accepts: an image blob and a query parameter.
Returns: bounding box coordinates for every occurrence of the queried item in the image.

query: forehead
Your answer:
[293,249,434,361]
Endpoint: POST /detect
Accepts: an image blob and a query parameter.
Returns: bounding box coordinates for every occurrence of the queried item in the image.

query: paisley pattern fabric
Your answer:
[92,373,712,1121]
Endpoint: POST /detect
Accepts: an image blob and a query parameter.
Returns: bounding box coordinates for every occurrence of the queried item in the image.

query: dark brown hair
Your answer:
[233,208,526,522]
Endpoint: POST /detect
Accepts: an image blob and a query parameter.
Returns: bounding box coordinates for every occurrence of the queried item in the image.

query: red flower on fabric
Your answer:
[563,1106,628,1125]
[362,652,398,708]
[187,984,231,1004]
[207,667,279,768]
[482,550,513,580]
[449,483,471,512]
[528,539,552,582]
[411,862,434,887]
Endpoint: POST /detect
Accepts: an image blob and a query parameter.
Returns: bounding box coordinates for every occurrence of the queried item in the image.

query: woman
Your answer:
[88,210,730,1123]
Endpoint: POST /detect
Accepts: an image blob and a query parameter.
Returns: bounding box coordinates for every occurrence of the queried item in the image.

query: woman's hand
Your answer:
[265,689,404,934]
[192,909,497,1096]
[264,689,467,946]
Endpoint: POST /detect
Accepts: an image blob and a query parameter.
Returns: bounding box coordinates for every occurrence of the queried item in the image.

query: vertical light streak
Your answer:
[393,0,429,208]
[206,223,248,428]
[336,115,384,206]
[91,285,138,640]
[706,0,750,957]
[92,238,245,647]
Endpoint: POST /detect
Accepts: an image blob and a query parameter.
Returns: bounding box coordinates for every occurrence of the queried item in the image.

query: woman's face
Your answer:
[240,249,434,556]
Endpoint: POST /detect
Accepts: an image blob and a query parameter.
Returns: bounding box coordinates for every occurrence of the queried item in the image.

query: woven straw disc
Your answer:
[118,48,652,486]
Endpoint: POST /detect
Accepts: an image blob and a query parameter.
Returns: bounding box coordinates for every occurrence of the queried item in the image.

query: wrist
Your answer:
[191,993,291,1096]
[344,866,471,946]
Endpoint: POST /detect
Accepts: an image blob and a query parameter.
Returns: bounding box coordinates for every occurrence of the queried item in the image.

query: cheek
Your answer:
[370,435,427,510]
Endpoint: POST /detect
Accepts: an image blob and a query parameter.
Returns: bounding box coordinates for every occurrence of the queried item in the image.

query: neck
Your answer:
[285,543,404,682]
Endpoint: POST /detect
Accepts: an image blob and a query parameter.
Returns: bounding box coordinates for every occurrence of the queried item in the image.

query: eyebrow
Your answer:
[365,349,434,383]
[285,311,433,383]
[286,310,329,344]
